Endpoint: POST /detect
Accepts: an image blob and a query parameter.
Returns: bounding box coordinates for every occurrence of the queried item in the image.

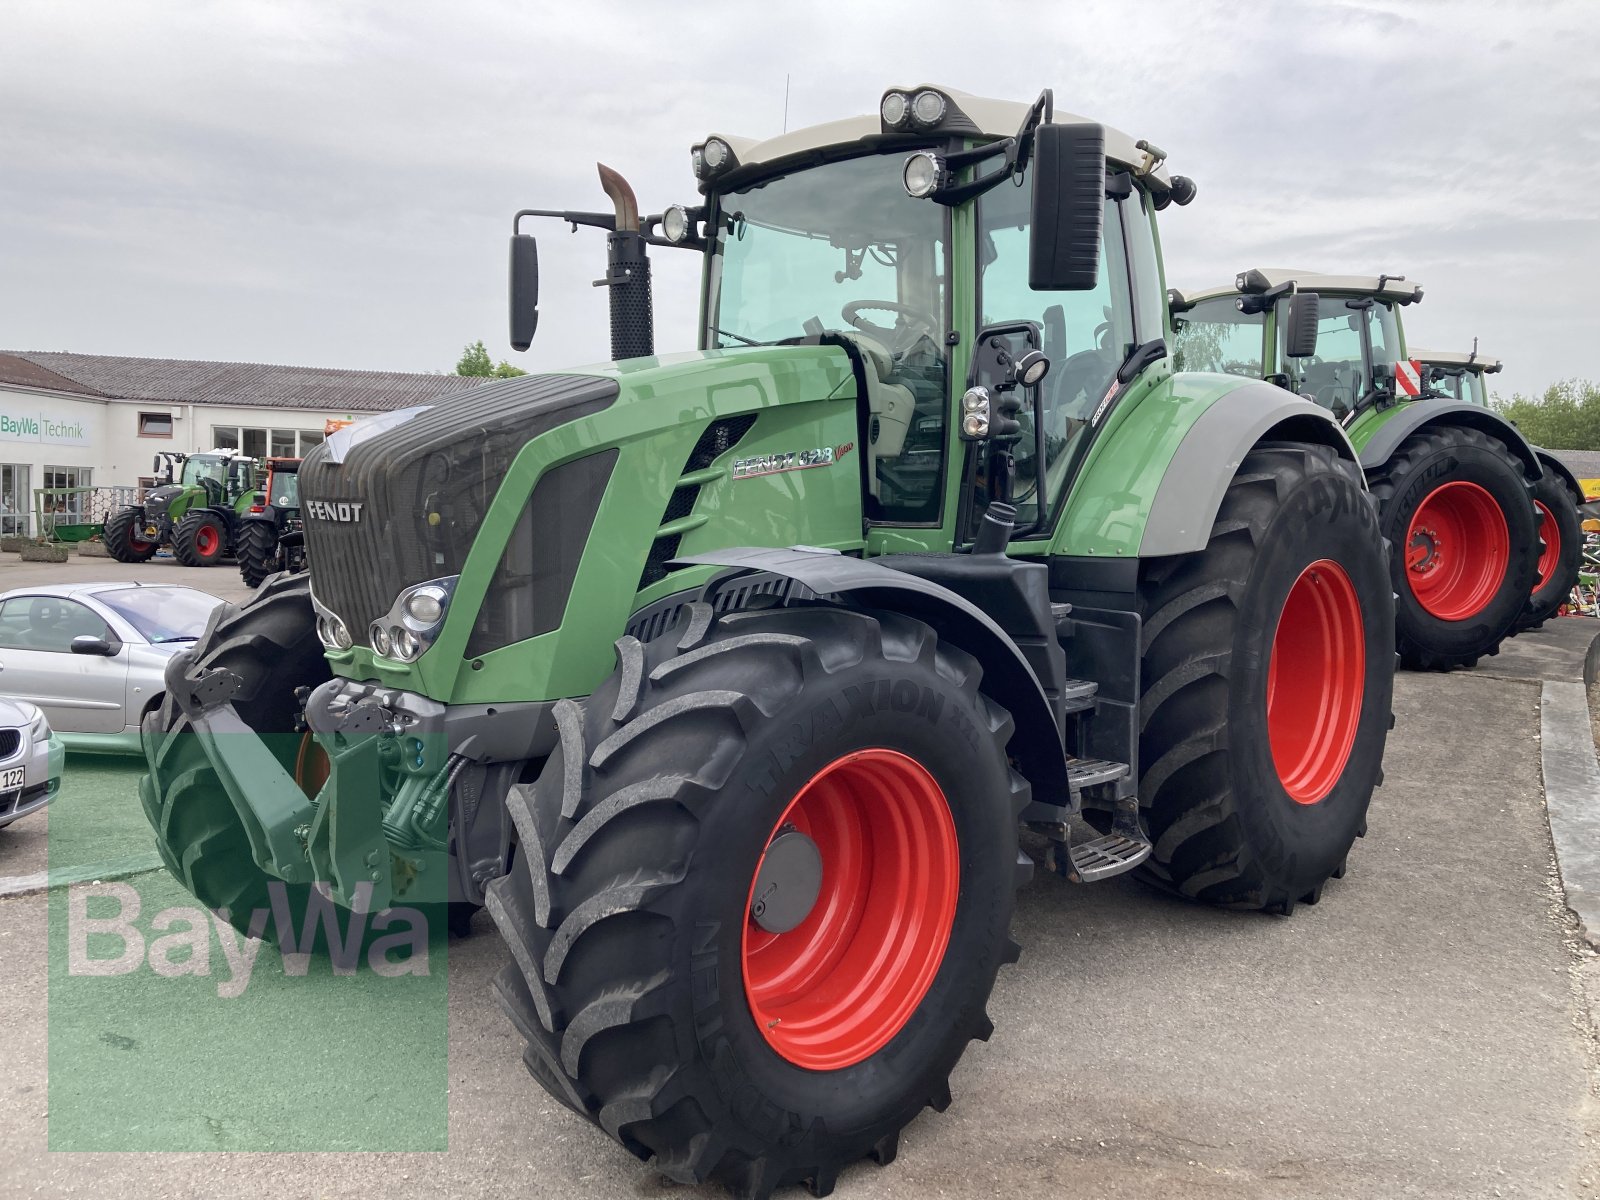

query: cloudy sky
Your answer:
[3,0,1596,400]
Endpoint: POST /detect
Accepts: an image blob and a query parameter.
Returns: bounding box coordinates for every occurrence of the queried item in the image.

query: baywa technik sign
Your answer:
[1,411,90,446]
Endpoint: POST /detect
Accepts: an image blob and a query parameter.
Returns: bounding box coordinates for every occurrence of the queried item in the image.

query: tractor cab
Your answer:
[1413,344,1502,406]
[1170,268,1425,422]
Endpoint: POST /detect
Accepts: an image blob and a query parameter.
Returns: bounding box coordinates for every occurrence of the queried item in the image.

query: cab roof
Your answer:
[1411,347,1503,373]
[1172,268,1425,309]
[706,85,1174,188]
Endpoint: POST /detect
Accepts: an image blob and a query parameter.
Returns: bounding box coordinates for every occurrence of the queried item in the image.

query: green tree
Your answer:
[1493,379,1600,450]
[455,340,526,379]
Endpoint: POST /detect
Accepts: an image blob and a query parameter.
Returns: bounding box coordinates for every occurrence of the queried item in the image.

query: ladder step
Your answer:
[1065,832,1151,882]
[1067,757,1128,790]
[1060,678,1098,713]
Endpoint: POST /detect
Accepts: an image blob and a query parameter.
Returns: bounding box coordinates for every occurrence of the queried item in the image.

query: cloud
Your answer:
[0,0,1594,398]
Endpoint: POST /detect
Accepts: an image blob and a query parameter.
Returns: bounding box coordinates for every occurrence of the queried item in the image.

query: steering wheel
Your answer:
[841,300,938,354]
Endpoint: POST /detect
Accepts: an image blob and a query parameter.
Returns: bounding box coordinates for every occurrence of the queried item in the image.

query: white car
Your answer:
[0,583,226,753]
[0,696,63,827]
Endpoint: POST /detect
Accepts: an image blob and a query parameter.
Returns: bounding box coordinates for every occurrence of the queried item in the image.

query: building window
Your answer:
[0,464,30,537]
[213,425,328,460]
[138,411,174,438]
[270,428,296,458]
[299,430,324,455]
[42,465,92,529]
[212,426,240,452]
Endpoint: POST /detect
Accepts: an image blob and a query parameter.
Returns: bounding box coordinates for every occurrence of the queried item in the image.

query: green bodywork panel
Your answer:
[1343,403,1407,455]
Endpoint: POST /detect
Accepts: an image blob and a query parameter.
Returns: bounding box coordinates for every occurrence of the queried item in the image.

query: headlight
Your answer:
[370,623,392,657]
[959,387,992,441]
[392,627,420,662]
[402,588,446,626]
[26,707,49,741]
[369,576,457,662]
[902,151,947,199]
[317,613,353,651]
[661,204,692,244]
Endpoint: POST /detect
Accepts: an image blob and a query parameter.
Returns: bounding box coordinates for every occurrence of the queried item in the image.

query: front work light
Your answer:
[902,151,947,199]
[662,204,692,244]
[911,89,947,127]
[959,387,992,440]
[1015,349,1051,388]
[881,91,911,128]
[702,138,732,172]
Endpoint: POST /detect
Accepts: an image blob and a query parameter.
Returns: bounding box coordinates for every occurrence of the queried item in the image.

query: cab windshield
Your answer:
[268,469,300,507]
[180,455,226,488]
[707,152,951,522]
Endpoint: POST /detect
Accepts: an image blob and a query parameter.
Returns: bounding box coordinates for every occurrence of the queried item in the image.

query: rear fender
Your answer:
[676,546,1070,808]
[1354,400,1541,480]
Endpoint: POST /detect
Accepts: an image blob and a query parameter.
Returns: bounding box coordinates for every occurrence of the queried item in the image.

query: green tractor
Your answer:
[236,456,306,588]
[1170,269,1576,668]
[143,87,1395,1196]
[1411,344,1584,629]
[103,449,260,567]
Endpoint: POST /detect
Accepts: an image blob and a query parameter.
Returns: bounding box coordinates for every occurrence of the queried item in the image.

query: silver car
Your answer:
[0,583,226,754]
[0,696,64,827]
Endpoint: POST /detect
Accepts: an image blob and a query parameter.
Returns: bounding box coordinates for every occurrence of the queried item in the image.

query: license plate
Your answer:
[0,767,23,790]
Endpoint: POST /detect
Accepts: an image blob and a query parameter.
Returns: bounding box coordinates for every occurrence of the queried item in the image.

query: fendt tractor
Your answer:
[103,449,261,567]
[1413,345,1584,628]
[236,456,306,588]
[1171,269,1583,667]
[144,88,1396,1197]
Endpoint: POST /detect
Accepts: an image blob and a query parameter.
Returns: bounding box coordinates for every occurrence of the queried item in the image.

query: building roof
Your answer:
[0,351,490,412]
[711,85,1175,187]
[1173,269,1425,308]
[1410,347,1503,373]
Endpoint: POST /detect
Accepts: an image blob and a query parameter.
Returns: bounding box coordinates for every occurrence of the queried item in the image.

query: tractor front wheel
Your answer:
[1514,472,1583,633]
[1136,443,1394,913]
[487,604,1027,1197]
[236,519,282,588]
[172,510,228,566]
[1367,426,1539,670]
[103,507,158,563]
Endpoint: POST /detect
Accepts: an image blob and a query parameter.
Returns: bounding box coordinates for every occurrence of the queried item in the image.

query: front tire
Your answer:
[1136,443,1394,913]
[1514,472,1583,633]
[236,520,282,588]
[1367,426,1538,670]
[487,604,1028,1197]
[172,510,228,566]
[103,507,158,563]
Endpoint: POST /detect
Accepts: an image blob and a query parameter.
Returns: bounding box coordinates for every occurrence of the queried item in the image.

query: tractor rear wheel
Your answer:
[1136,443,1394,913]
[172,510,228,566]
[103,507,158,563]
[487,604,1028,1198]
[1366,426,1538,670]
[236,519,282,588]
[1514,472,1583,633]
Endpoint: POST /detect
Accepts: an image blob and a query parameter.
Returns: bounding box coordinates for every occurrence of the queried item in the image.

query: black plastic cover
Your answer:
[1029,122,1106,292]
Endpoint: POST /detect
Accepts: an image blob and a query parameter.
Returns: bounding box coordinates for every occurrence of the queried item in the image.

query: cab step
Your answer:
[1067,757,1128,792]
[1060,678,1099,714]
[1037,790,1151,884]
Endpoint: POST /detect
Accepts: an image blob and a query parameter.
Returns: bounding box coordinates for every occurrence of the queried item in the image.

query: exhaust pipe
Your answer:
[596,164,654,360]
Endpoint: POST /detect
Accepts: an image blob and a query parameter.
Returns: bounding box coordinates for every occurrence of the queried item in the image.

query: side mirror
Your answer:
[70,634,118,657]
[1029,122,1105,291]
[509,234,540,352]
[1283,291,1321,358]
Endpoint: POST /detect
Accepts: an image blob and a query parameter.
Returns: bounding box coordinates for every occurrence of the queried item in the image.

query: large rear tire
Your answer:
[236,519,282,588]
[1366,426,1538,670]
[103,507,158,563]
[1514,471,1583,633]
[172,510,229,566]
[487,605,1028,1198]
[1136,443,1394,913]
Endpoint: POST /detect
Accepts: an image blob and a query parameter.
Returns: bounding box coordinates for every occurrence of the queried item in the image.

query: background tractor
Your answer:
[143,87,1395,1197]
[103,449,260,566]
[1412,345,1584,629]
[1170,269,1576,669]
[236,456,306,587]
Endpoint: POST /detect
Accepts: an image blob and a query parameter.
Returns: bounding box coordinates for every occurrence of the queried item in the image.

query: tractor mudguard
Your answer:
[676,545,1070,807]
[1353,399,1541,479]
[1534,447,1584,501]
[1138,382,1356,557]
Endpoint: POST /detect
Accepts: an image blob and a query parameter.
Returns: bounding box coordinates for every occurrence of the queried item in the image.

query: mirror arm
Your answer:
[514,208,616,234]
[932,88,1054,207]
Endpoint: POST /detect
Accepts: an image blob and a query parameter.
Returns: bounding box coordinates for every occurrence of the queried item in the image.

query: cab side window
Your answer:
[1172,297,1265,376]
[977,179,1135,524]
[0,597,111,653]
[1284,297,1365,415]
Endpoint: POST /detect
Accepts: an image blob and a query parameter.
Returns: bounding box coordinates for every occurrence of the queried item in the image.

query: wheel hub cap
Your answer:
[749,828,823,934]
[1403,480,1510,620]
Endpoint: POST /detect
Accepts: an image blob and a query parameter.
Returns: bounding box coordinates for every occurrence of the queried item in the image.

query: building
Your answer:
[0,351,488,535]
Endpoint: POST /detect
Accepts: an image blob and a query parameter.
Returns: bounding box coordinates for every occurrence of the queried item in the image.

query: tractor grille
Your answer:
[300,373,618,642]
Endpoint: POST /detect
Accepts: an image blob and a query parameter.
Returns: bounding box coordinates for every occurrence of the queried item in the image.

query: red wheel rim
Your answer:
[1266,559,1365,805]
[295,732,330,799]
[195,525,219,556]
[1533,500,1560,590]
[742,748,958,1071]
[129,535,153,552]
[1404,481,1510,620]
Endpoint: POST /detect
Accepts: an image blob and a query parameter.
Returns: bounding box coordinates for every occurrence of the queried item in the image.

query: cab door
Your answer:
[0,596,130,734]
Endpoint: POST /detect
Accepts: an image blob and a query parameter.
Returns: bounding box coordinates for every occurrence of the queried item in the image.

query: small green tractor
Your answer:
[236,456,306,588]
[144,88,1396,1196]
[104,449,261,567]
[1171,269,1581,667]
[1411,344,1584,628]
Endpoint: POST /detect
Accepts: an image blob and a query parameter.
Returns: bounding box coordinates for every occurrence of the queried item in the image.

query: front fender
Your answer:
[1352,400,1541,480]
[1535,448,1584,501]
[677,546,1070,808]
